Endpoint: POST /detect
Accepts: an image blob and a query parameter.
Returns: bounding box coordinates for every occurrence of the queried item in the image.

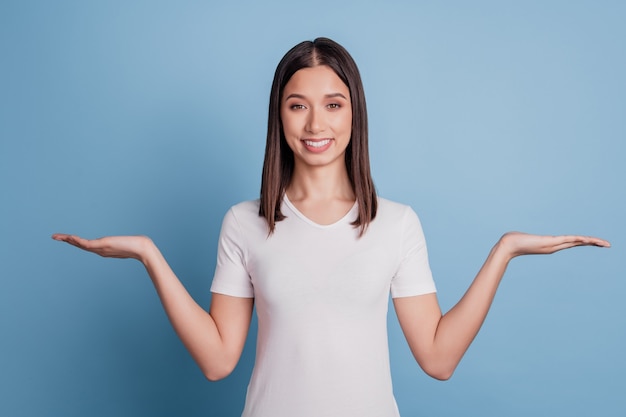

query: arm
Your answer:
[52,234,253,381]
[393,232,610,381]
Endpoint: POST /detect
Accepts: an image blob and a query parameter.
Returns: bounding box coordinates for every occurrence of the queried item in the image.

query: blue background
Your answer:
[1,1,624,416]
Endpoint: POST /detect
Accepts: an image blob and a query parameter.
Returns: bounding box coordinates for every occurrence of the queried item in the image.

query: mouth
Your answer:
[301,138,333,153]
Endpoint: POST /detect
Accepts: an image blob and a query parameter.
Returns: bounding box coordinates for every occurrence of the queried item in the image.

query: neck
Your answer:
[287,163,354,202]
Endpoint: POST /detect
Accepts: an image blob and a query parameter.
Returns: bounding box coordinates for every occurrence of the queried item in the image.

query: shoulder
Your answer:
[376,197,418,219]
[372,197,425,233]
[221,199,267,237]
[228,199,261,218]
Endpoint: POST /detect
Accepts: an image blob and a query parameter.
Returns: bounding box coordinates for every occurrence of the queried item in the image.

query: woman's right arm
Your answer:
[52,234,254,381]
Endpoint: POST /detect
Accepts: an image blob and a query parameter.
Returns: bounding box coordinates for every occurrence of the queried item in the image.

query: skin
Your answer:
[281,65,355,224]
[52,64,610,382]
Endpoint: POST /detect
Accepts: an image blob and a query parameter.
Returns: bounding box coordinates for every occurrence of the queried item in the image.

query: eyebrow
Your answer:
[284,92,348,101]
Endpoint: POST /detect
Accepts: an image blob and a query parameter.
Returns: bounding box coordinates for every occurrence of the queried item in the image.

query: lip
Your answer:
[301,138,333,153]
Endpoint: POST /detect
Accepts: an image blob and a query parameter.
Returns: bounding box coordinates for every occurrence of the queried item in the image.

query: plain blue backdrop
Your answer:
[1,1,624,416]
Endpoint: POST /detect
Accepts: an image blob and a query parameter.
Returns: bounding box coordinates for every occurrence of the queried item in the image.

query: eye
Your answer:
[327,103,341,110]
[290,104,306,110]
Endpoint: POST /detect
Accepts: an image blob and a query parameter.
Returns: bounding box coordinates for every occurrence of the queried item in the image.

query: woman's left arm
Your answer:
[393,232,610,381]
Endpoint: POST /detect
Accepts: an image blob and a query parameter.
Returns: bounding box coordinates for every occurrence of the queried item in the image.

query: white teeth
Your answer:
[304,139,331,148]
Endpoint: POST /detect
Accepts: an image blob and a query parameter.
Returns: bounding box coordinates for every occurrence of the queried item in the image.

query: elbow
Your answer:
[415,350,461,381]
[202,362,236,382]
[204,371,229,382]
[426,367,454,381]
[420,361,456,381]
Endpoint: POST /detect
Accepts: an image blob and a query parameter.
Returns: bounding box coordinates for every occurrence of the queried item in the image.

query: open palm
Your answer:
[52,234,151,261]
[499,232,610,259]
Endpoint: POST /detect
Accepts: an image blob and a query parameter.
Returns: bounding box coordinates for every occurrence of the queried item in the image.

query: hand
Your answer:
[498,232,610,259]
[52,234,153,262]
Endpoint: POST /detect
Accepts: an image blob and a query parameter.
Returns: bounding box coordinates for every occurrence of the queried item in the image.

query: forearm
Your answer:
[395,231,608,380]
[431,240,512,376]
[140,240,234,380]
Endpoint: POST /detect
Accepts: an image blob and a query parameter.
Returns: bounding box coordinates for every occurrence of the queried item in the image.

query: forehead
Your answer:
[283,65,349,97]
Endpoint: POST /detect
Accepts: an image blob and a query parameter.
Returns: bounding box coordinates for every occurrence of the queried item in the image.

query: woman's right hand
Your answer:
[52,234,153,263]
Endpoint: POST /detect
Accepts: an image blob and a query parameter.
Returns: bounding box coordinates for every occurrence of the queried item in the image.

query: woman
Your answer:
[53,38,609,417]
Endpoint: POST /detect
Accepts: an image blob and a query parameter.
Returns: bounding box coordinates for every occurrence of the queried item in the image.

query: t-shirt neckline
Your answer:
[283,194,358,229]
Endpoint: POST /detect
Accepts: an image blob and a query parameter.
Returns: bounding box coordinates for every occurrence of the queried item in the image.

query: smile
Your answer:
[301,138,333,153]
[303,139,332,148]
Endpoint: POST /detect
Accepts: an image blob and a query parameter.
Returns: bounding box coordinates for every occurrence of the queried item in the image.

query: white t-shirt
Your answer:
[210,196,436,417]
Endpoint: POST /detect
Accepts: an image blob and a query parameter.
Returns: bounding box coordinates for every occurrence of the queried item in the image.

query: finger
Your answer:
[52,233,80,245]
[548,242,582,253]
[66,236,91,249]
[53,234,97,251]
[76,236,108,251]
[547,236,611,253]
[583,237,611,247]
[559,235,611,248]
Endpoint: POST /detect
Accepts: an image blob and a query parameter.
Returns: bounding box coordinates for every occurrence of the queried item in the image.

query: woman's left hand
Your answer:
[498,232,610,259]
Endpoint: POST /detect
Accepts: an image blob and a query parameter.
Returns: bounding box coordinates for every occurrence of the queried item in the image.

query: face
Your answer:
[280,65,352,172]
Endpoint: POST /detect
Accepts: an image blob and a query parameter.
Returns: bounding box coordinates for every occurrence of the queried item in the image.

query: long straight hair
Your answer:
[259,37,377,236]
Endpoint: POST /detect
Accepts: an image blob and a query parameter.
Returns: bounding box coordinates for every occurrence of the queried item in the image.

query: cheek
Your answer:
[341,114,352,135]
[280,113,296,137]
[281,121,293,139]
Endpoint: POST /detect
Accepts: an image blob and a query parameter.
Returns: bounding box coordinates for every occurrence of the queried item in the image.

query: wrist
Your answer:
[493,234,516,263]
[138,236,157,266]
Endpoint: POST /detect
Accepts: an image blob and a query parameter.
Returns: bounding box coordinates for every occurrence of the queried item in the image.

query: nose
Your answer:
[305,107,324,134]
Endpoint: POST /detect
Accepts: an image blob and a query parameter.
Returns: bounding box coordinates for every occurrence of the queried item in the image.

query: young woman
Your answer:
[53,38,609,417]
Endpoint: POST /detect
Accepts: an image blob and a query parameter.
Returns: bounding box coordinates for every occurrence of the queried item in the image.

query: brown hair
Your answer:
[259,37,377,236]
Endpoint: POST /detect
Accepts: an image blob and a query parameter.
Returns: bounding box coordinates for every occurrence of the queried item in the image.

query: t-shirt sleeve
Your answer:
[210,207,255,298]
[390,207,436,298]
